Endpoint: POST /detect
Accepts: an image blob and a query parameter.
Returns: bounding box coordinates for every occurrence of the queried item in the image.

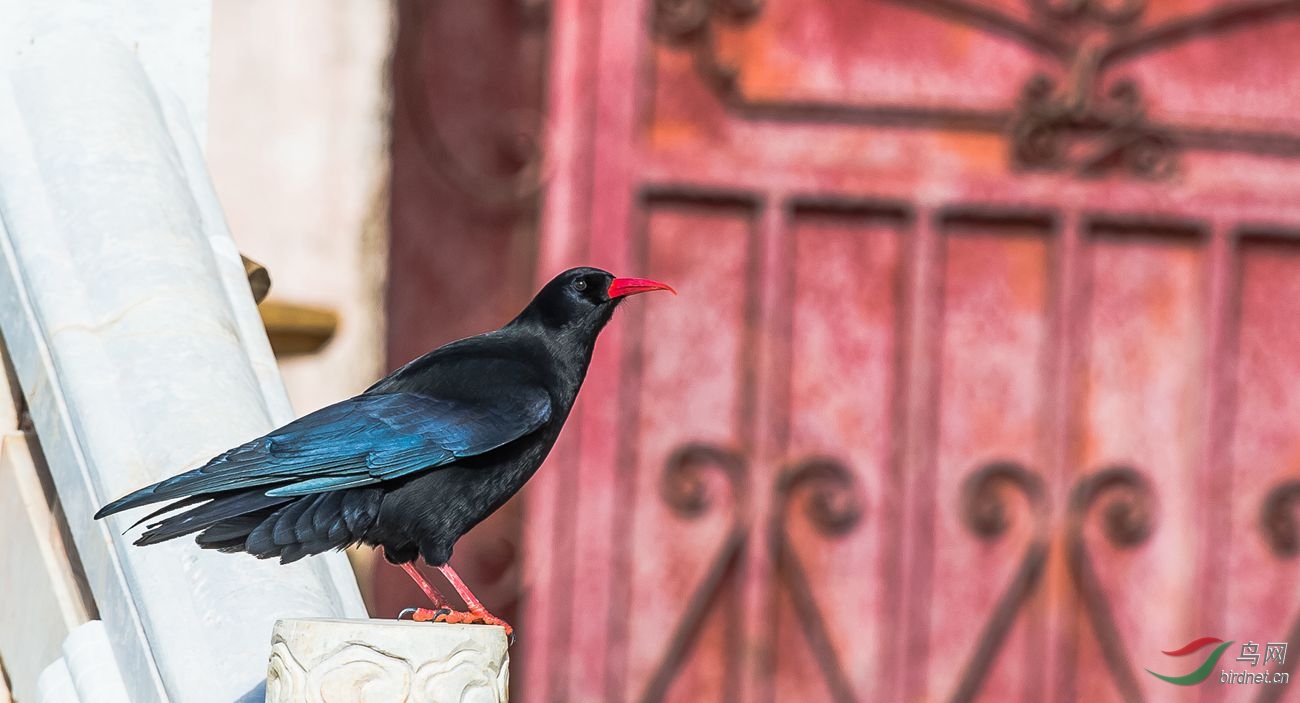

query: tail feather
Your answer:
[126,495,209,531]
[271,496,316,547]
[135,491,290,546]
[194,514,270,545]
[116,484,382,564]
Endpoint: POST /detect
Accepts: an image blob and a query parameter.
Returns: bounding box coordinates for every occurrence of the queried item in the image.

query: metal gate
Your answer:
[519,1,1300,701]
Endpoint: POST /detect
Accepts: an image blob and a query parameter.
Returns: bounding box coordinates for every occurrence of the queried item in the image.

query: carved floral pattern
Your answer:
[267,629,508,703]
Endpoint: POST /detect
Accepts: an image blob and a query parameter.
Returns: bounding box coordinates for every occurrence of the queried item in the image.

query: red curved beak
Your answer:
[608,277,676,299]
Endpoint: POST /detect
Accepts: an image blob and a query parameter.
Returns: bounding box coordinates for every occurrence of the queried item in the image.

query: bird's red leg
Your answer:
[430,563,513,637]
[437,564,488,611]
[393,560,454,622]
[400,561,451,608]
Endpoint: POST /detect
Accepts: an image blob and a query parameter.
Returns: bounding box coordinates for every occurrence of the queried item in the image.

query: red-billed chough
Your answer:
[94,267,674,636]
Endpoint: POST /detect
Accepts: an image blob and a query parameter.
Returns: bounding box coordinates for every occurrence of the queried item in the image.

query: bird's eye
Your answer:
[572,279,588,292]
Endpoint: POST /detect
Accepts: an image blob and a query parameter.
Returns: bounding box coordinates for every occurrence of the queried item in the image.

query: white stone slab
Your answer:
[268,619,510,703]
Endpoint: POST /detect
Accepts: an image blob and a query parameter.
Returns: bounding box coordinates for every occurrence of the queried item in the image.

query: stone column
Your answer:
[267,620,510,703]
[0,2,366,700]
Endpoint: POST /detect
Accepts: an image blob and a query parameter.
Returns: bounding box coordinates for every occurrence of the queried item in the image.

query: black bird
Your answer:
[94,267,674,635]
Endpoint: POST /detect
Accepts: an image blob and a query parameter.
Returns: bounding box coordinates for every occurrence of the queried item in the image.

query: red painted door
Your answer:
[520,1,1300,701]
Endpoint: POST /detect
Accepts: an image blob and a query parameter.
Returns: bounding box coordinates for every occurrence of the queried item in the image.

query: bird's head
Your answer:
[516,267,675,336]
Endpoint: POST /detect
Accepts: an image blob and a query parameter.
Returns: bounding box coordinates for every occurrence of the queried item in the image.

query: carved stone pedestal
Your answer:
[267,619,509,703]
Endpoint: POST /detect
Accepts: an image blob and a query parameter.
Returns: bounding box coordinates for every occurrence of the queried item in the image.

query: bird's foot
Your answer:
[435,608,515,640]
[398,606,514,639]
[398,607,449,622]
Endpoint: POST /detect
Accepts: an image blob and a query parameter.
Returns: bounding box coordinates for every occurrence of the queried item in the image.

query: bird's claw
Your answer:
[400,606,515,640]
[435,610,514,640]
[398,607,450,622]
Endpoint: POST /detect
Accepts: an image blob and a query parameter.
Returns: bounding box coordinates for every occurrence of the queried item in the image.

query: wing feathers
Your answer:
[95,389,551,518]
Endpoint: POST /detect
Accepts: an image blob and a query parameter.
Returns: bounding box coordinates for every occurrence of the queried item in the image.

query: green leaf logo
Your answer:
[1146,638,1234,686]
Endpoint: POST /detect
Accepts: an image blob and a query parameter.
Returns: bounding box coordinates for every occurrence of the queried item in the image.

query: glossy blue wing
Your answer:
[96,390,552,513]
[263,391,552,495]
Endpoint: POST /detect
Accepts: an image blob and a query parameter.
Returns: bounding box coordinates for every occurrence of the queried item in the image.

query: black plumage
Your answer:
[94,267,673,628]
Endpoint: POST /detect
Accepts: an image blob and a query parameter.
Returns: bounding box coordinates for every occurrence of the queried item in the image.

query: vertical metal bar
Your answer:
[1194,220,1236,703]
[898,206,941,702]
[738,196,790,703]
[1045,209,1084,703]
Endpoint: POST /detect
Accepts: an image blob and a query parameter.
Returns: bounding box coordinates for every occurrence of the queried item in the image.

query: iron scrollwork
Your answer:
[768,457,865,703]
[652,0,765,97]
[1255,479,1300,703]
[1065,466,1157,703]
[643,449,865,703]
[654,0,764,39]
[1008,0,1177,179]
[1260,479,1300,557]
[659,442,749,519]
[1010,57,1177,180]
[950,462,1157,701]
[1031,0,1147,25]
[950,461,1051,703]
[643,446,1169,702]
[648,0,1300,179]
[641,443,749,703]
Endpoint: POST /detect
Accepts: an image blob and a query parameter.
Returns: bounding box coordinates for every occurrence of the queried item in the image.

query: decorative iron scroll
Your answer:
[642,449,863,702]
[649,0,1300,178]
[652,0,765,96]
[1066,466,1156,703]
[1009,63,1176,179]
[1260,479,1300,557]
[640,448,1170,701]
[1256,479,1300,703]
[950,461,1050,703]
[768,457,864,703]
[640,443,749,703]
[943,463,1157,701]
[1031,0,1146,25]
[654,0,765,39]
